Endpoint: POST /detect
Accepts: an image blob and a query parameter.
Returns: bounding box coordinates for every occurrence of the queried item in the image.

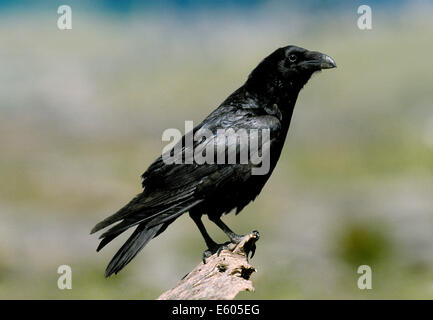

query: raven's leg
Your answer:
[190,213,218,249]
[209,216,244,244]
[190,213,232,263]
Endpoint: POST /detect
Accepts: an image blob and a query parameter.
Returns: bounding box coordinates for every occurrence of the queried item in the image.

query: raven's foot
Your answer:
[201,230,260,264]
[227,232,246,244]
[241,230,260,261]
[228,230,260,260]
[202,241,233,264]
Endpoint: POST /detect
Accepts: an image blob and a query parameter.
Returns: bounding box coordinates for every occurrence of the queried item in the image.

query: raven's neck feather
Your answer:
[242,81,301,122]
[244,71,312,113]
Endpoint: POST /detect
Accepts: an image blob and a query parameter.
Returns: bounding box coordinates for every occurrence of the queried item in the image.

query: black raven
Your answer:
[91,45,336,277]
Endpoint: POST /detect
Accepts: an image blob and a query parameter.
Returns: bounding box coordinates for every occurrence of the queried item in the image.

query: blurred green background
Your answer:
[0,0,433,299]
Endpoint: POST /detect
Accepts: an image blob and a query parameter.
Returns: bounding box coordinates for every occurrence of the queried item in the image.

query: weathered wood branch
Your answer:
[157,231,260,300]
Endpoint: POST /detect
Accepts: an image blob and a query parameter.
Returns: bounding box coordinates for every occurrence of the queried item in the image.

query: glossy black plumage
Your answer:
[91,45,336,277]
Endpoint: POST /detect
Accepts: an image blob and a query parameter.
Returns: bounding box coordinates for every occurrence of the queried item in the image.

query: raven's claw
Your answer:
[243,230,259,261]
[248,242,256,260]
[202,241,232,264]
[202,230,260,263]
[216,241,232,257]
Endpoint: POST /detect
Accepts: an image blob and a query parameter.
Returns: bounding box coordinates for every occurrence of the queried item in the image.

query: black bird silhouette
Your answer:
[91,45,336,277]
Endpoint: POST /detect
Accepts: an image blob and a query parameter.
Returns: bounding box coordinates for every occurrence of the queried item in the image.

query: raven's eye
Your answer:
[288,54,297,62]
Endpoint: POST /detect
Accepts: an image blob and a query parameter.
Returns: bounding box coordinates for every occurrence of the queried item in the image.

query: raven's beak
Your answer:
[304,51,337,70]
[319,54,337,69]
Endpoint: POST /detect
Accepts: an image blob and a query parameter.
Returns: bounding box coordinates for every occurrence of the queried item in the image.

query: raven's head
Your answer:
[246,45,336,95]
[278,45,336,73]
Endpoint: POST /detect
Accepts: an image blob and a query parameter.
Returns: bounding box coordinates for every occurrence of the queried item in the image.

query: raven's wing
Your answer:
[143,111,280,190]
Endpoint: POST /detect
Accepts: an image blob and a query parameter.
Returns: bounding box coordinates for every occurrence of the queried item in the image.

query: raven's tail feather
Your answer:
[90,194,144,234]
[93,196,203,276]
[104,223,164,277]
[97,198,200,241]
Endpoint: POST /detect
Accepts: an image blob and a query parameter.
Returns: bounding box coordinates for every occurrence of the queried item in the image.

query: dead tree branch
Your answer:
[157,231,260,300]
